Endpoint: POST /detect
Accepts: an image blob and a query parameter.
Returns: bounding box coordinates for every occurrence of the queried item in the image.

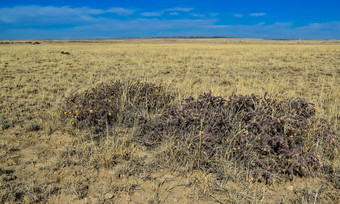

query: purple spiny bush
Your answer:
[141,92,338,183]
[62,81,338,183]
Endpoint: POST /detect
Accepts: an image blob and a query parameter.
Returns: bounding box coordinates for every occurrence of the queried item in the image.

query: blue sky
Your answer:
[0,0,339,40]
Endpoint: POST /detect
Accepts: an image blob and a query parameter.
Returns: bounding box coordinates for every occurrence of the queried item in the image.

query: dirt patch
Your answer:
[0,127,339,203]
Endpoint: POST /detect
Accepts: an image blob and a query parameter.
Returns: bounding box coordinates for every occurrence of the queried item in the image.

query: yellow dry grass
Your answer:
[1,39,339,130]
[0,38,339,203]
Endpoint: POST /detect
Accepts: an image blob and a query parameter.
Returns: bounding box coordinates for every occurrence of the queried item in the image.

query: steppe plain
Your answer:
[0,38,339,203]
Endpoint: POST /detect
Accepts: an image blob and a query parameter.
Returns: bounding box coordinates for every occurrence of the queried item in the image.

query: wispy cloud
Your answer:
[191,14,205,18]
[141,11,163,17]
[210,13,219,17]
[200,21,340,39]
[0,6,133,19]
[234,14,243,18]
[107,8,134,15]
[0,6,134,26]
[0,6,339,40]
[0,17,217,39]
[167,7,193,12]
[249,13,267,17]
[141,7,193,17]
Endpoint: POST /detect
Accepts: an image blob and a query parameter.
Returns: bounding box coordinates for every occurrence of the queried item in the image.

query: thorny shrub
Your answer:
[62,81,338,183]
[62,81,174,134]
[141,92,338,183]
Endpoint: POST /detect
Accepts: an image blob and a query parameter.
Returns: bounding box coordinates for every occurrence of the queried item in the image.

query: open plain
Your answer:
[0,38,339,203]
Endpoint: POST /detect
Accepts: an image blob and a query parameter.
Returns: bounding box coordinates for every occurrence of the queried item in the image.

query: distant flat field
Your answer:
[1,38,339,130]
[0,38,339,203]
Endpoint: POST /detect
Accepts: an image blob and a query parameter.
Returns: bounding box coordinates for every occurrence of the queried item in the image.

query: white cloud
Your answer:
[0,6,339,40]
[105,18,218,31]
[191,14,205,18]
[234,14,243,18]
[249,13,267,17]
[210,13,219,17]
[107,8,134,15]
[169,12,179,16]
[166,7,193,12]
[141,11,164,17]
[0,18,218,39]
[141,7,193,17]
[201,21,340,39]
[0,6,134,24]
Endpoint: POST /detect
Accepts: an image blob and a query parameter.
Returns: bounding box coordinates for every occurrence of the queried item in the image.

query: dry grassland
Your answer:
[0,38,339,203]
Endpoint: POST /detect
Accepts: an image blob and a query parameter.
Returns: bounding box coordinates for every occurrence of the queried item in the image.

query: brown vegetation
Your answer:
[0,38,339,203]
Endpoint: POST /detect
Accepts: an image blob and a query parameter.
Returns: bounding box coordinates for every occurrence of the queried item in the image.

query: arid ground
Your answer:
[0,38,339,203]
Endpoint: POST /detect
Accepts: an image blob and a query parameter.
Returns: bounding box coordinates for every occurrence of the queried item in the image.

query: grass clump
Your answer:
[144,92,338,183]
[62,80,174,135]
[59,80,176,171]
